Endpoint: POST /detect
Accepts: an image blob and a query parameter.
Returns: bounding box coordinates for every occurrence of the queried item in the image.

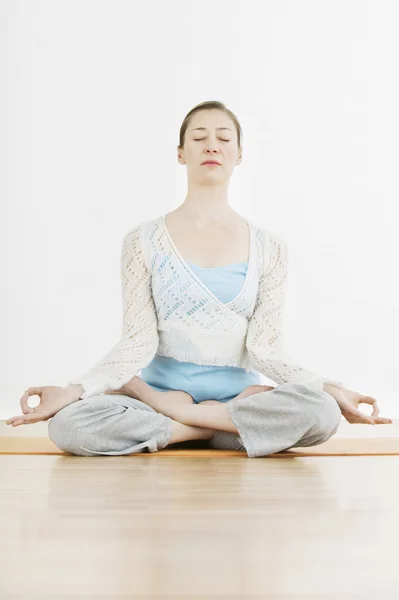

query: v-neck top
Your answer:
[68,214,345,400]
[160,213,256,310]
[140,260,261,402]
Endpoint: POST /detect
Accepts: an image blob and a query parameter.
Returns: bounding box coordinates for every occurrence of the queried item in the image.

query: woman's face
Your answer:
[177,109,242,182]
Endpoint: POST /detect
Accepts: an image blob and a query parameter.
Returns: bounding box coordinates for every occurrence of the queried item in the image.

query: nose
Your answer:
[204,136,221,153]
[204,145,220,156]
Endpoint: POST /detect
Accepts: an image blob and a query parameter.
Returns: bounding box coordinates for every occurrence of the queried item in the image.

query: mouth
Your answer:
[202,161,221,166]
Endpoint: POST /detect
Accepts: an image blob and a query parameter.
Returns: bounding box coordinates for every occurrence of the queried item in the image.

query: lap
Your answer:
[57,393,157,417]
[48,382,341,457]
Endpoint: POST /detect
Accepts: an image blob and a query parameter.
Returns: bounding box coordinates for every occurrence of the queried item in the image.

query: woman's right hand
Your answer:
[6,385,82,427]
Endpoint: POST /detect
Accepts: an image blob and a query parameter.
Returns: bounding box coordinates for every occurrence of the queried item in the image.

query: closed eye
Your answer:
[194,138,230,142]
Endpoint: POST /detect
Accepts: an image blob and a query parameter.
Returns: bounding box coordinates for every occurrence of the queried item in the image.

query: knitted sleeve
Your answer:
[246,231,345,388]
[67,225,159,399]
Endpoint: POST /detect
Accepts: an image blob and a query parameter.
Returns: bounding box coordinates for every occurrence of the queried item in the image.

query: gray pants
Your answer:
[48,380,342,458]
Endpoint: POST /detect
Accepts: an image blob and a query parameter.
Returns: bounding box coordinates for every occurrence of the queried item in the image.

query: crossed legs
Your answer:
[106,376,274,438]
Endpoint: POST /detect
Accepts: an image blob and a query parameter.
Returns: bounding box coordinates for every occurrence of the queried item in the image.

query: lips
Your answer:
[202,161,221,165]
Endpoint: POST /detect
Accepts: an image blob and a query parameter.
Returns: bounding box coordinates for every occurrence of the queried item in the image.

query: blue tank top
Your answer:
[140,261,261,403]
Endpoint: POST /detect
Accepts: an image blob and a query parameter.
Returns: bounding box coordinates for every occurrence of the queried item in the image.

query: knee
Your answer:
[305,386,342,441]
[48,395,168,457]
[48,399,94,456]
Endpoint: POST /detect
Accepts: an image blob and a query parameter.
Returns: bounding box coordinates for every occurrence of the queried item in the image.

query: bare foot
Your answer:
[122,376,194,412]
[197,385,276,406]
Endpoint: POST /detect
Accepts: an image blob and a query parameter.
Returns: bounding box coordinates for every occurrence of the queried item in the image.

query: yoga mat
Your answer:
[1,435,399,456]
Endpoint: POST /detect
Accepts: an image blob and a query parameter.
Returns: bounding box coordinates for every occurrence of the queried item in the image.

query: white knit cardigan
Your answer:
[68,214,344,399]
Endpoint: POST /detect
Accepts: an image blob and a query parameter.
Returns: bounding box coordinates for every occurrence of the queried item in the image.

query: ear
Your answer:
[177,149,185,165]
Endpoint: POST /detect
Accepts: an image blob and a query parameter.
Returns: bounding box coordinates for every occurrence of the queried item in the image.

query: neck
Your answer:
[177,184,236,225]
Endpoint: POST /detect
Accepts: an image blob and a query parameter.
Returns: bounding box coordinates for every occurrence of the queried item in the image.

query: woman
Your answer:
[6,101,392,457]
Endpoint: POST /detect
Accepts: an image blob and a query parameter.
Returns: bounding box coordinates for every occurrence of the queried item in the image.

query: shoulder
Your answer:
[250,222,287,255]
[121,215,164,271]
[249,223,288,277]
[122,214,163,243]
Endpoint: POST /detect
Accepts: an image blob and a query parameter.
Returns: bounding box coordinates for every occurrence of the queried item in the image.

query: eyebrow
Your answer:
[190,127,232,132]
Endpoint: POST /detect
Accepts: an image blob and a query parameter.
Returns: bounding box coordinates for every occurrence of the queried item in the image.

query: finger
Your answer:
[346,408,375,425]
[360,416,376,425]
[7,413,41,426]
[359,396,380,416]
[19,391,34,414]
[357,396,380,418]
[371,417,393,424]
[347,409,393,425]
[370,400,380,418]
[6,414,33,425]
[9,419,25,427]
[20,387,41,414]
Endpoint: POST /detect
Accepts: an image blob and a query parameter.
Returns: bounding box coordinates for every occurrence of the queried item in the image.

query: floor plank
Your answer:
[1,420,399,597]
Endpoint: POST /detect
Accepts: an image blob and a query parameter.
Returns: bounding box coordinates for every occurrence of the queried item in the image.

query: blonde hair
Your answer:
[178,101,242,150]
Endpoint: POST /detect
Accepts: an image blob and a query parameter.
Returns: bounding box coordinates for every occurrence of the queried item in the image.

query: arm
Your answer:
[246,231,345,390]
[67,225,159,399]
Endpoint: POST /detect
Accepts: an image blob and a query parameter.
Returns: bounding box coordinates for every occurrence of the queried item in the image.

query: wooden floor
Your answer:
[1,420,399,599]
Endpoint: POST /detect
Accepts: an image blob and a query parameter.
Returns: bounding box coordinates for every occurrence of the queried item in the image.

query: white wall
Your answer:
[1,0,398,420]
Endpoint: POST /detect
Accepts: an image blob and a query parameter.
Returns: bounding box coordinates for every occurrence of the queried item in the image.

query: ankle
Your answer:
[126,376,148,400]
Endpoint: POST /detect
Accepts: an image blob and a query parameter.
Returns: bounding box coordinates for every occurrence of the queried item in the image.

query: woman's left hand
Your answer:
[325,385,392,425]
